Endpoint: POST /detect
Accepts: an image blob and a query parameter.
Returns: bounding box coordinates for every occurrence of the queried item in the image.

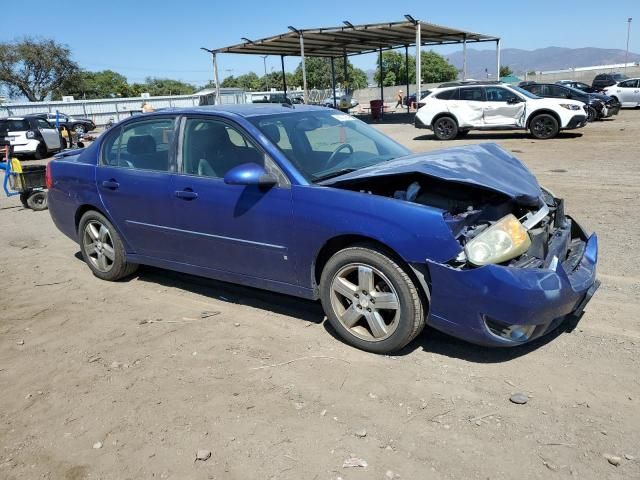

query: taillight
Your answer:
[45,162,53,189]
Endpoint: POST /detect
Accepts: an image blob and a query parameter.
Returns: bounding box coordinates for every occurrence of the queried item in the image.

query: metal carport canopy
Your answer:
[209,19,501,107]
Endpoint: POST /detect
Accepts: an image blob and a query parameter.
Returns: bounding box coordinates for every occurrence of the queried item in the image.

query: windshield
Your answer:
[249,110,410,182]
[509,85,541,99]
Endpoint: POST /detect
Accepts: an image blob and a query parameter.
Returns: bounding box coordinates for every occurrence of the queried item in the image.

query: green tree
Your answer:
[133,77,196,96]
[291,57,368,90]
[0,37,79,101]
[420,50,458,84]
[374,51,415,86]
[55,69,131,99]
[500,65,514,77]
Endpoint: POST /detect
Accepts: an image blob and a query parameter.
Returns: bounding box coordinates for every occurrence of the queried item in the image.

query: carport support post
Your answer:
[405,45,410,112]
[496,39,501,80]
[415,21,422,105]
[379,47,384,117]
[281,55,287,101]
[213,52,221,105]
[299,34,308,104]
[462,34,467,80]
[330,57,337,108]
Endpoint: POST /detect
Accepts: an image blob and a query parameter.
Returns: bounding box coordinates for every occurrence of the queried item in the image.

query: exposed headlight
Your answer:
[559,104,581,110]
[26,130,35,139]
[464,214,531,266]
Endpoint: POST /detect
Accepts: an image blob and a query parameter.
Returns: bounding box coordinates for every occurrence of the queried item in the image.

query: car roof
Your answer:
[148,104,328,118]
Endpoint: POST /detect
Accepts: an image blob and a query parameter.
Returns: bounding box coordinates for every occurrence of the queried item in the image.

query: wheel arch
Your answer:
[431,111,459,128]
[526,108,562,128]
[312,234,431,306]
[74,204,110,233]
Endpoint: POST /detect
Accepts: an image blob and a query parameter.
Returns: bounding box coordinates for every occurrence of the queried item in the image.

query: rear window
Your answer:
[435,89,458,100]
[0,119,30,134]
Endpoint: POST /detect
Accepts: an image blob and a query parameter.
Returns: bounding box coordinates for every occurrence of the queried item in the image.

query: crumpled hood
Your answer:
[322,143,543,206]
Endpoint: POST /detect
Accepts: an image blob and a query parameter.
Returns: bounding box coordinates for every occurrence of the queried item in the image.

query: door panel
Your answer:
[483,87,525,126]
[447,87,485,126]
[96,117,182,260]
[35,119,61,150]
[173,117,295,284]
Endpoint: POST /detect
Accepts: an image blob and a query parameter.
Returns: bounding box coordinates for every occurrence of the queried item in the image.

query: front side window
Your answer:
[101,118,175,171]
[484,87,519,102]
[37,119,53,129]
[547,85,571,98]
[181,118,263,178]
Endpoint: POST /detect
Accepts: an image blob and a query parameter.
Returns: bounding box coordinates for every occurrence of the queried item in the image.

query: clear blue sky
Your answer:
[2,0,638,86]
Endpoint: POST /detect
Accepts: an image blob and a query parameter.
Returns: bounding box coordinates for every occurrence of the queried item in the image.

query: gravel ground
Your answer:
[0,111,639,480]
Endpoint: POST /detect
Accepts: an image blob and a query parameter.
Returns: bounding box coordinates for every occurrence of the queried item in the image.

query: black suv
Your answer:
[520,82,620,121]
[33,112,95,134]
[592,73,628,91]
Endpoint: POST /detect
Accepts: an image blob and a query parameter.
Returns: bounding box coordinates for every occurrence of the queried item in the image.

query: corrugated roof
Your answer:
[212,20,499,57]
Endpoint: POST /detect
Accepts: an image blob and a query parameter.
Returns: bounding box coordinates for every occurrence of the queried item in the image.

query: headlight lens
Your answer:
[559,104,581,110]
[464,214,531,266]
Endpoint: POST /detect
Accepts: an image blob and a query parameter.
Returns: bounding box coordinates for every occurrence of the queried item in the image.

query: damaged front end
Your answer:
[324,144,599,346]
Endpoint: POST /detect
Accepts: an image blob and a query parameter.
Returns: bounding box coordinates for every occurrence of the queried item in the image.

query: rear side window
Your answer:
[435,89,457,100]
[0,119,29,133]
[101,118,175,171]
[459,87,484,101]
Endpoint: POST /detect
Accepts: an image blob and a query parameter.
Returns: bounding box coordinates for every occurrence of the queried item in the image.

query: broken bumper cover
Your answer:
[564,114,588,129]
[425,223,598,347]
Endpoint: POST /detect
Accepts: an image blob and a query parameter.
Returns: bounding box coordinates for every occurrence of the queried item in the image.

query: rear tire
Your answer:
[73,124,86,135]
[78,210,138,281]
[319,245,426,353]
[26,191,48,211]
[432,116,458,140]
[33,142,47,160]
[529,113,559,139]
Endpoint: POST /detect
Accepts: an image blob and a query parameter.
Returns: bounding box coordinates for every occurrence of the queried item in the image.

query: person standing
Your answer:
[395,90,404,109]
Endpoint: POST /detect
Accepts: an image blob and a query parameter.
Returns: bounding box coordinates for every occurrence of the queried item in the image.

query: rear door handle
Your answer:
[175,189,198,200]
[101,179,119,190]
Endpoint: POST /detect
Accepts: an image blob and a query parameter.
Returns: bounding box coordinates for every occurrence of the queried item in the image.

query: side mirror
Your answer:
[507,97,521,105]
[223,162,277,187]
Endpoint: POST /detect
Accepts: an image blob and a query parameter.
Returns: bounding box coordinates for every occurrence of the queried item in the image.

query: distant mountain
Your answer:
[444,47,640,77]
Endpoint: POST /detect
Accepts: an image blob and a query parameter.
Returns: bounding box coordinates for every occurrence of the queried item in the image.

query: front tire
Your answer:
[529,113,559,139]
[319,245,426,353]
[586,106,597,122]
[78,210,138,281]
[73,124,86,135]
[432,116,458,140]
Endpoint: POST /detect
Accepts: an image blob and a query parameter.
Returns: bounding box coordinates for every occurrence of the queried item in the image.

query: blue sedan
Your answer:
[46,105,599,353]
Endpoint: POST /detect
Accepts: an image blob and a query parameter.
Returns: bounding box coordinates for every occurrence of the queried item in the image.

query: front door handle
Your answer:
[175,189,198,200]
[101,179,119,190]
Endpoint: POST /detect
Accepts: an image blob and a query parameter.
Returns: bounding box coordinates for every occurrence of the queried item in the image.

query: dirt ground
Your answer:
[1,111,639,480]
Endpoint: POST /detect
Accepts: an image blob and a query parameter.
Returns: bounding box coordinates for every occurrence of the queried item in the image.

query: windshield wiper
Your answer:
[312,168,357,183]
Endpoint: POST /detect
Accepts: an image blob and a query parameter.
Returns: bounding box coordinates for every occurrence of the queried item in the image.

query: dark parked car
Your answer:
[520,82,620,121]
[403,91,430,107]
[591,73,628,91]
[0,115,64,159]
[556,80,598,93]
[33,112,95,135]
[46,105,599,353]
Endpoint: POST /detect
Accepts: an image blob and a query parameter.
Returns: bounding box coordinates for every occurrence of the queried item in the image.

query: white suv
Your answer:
[603,78,640,107]
[415,83,588,140]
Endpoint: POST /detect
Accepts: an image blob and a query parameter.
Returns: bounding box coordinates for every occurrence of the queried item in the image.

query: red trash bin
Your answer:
[370,100,383,120]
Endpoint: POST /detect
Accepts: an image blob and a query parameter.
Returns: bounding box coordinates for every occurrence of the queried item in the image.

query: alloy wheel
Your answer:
[532,117,556,138]
[83,220,115,273]
[330,263,401,342]
[436,118,455,139]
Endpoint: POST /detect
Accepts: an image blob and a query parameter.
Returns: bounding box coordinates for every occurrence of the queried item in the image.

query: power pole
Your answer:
[625,18,633,74]
[260,56,268,76]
